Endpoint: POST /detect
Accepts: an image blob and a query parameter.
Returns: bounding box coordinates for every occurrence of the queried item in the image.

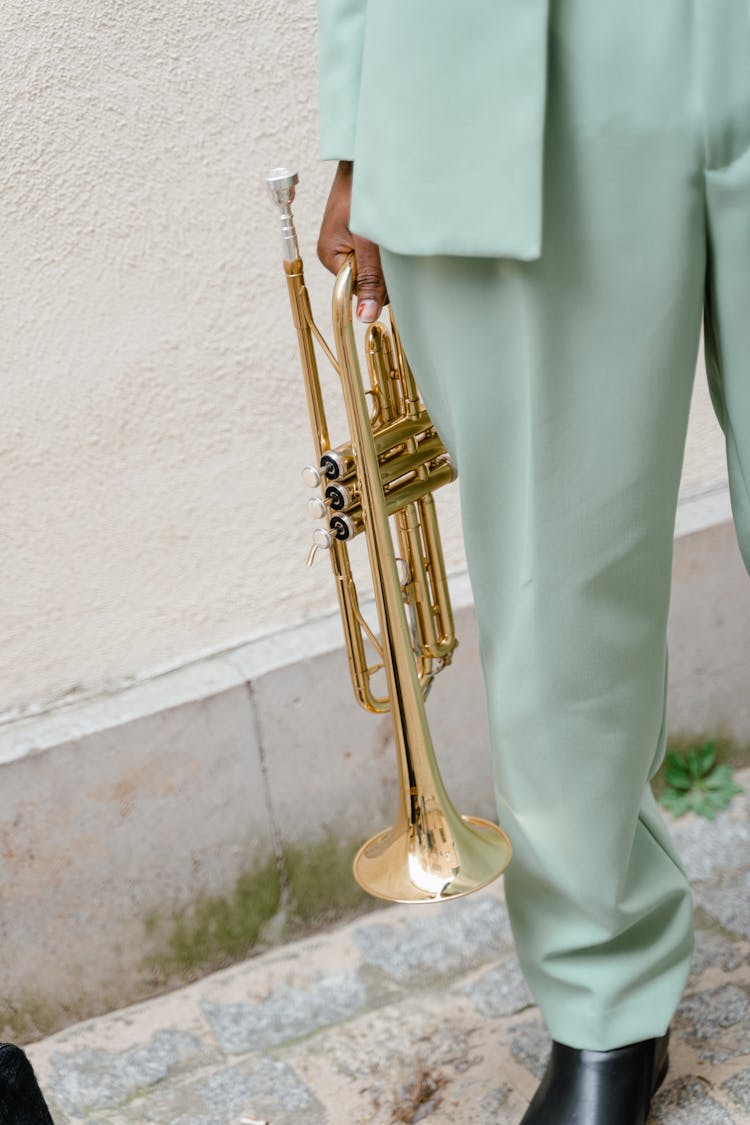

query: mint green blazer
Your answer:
[317,0,549,259]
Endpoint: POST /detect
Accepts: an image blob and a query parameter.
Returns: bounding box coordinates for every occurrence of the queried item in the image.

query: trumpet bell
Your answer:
[353,812,512,904]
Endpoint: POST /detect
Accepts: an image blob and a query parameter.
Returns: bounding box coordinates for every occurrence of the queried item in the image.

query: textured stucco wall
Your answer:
[0,1,728,718]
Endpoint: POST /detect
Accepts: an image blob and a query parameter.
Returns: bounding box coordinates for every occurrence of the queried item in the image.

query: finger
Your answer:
[317,162,355,276]
[353,235,388,323]
[317,224,354,277]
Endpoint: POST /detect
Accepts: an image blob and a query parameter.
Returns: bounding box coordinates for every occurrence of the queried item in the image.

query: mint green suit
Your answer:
[317,0,750,1049]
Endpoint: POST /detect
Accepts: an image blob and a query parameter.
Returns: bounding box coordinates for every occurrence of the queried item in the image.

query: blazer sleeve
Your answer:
[316,0,367,160]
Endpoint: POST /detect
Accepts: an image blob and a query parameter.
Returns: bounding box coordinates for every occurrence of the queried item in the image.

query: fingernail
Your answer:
[357,300,379,323]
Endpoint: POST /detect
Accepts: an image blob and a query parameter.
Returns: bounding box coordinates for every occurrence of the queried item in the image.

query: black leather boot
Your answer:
[519,1028,670,1124]
[0,1043,55,1124]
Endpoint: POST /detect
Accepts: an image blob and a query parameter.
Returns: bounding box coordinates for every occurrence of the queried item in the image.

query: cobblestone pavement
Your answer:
[28,771,750,1124]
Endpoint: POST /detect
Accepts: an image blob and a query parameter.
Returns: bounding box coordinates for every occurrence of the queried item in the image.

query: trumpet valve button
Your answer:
[312,527,332,549]
[302,465,322,488]
[306,527,333,568]
[306,496,327,520]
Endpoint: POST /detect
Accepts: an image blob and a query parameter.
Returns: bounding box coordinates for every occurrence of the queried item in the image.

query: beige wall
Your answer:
[0,1,728,719]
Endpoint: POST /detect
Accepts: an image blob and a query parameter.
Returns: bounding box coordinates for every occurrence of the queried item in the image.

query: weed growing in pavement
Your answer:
[659,740,743,819]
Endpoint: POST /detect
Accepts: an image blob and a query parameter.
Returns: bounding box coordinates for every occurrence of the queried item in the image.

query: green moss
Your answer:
[152,855,282,974]
[284,832,371,924]
[145,834,376,978]
[3,837,379,1043]
[142,908,160,937]
[0,997,57,1044]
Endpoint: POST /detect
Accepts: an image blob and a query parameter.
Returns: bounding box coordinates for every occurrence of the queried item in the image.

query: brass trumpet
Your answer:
[266,168,511,903]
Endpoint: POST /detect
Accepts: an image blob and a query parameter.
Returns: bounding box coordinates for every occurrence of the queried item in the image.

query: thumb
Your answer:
[353,234,388,323]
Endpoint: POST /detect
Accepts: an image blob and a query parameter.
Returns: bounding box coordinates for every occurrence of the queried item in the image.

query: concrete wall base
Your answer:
[1,486,747,1040]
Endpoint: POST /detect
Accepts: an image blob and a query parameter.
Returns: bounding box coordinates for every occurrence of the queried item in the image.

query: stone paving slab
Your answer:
[27,771,750,1124]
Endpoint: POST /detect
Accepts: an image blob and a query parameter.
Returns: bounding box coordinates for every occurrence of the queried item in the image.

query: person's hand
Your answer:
[317,160,388,323]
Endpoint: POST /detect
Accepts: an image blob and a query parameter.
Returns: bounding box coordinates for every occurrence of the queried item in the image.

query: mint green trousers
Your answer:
[380,0,750,1050]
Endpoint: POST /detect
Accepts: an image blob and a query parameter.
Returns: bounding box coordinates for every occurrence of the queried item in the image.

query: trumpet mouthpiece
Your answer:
[266,167,298,208]
[266,167,300,260]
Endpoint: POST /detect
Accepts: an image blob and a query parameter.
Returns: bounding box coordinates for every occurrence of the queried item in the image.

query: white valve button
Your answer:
[306,496,327,520]
[312,527,333,549]
[301,465,322,488]
[306,527,333,568]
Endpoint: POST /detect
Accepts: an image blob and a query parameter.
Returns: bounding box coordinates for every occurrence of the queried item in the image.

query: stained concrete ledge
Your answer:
[0,484,748,1040]
[26,774,750,1124]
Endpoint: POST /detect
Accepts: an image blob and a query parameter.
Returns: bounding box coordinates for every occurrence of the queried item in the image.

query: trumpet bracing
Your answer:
[266,168,511,903]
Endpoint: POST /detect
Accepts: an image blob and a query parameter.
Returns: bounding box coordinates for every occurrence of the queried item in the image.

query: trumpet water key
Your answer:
[266,168,512,903]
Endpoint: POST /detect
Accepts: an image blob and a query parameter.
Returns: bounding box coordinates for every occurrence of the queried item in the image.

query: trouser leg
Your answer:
[380,0,718,1050]
[702,4,750,572]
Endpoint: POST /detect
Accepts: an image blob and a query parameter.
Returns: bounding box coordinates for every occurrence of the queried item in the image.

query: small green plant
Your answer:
[659,740,742,819]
